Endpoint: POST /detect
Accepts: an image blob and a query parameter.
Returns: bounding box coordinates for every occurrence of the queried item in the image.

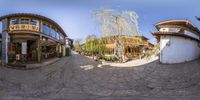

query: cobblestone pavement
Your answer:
[1,54,200,100]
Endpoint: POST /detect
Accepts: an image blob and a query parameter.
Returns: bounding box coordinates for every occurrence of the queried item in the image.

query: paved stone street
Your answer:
[1,53,200,100]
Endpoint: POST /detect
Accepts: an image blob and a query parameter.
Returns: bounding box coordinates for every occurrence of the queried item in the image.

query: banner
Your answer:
[21,42,27,55]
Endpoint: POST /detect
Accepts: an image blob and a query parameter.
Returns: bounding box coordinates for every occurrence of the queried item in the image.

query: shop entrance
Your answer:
[9,39,38,63]
[41,45,57,59]
[41,39,58,60]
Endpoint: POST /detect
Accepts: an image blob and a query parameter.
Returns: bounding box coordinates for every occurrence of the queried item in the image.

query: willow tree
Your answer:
[94,8,140,62]
[84,35,106,59]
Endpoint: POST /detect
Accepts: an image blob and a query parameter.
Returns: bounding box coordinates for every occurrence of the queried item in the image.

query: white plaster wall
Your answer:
[184,30,200,40]
[160,36,170,63]
[63,46,66,56]
[159,28,180,32]
[160,36,200,64]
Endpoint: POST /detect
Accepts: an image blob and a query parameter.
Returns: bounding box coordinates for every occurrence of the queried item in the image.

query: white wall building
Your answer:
[152,20,200,64]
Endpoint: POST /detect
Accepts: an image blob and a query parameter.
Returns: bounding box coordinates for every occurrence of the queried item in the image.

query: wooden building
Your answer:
[0,13,68,64]
[102,35,154,58]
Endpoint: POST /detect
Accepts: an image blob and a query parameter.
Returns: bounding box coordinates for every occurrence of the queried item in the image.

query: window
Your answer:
[159,28,180,32]
[168,28,180,32]
[10,18,19,25]
[20,18,29,24]
[159,28,168,32]
[56,32,60,40]
[60,34,64,41]
[42,23,50,35]
[31,19,39,26]
[50,28,56,38]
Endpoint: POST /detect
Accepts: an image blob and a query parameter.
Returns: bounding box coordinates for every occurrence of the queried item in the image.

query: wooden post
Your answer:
[56,43,59,57]
[58,44,61,57]
[40,21,43,33]
[63,37,66,56]
[37,35,42,62]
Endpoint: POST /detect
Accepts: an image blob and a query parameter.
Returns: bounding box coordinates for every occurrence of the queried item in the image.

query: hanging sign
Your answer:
[21,42,27,55]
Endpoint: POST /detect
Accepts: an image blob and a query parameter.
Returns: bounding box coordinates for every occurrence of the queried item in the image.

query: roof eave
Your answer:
[154,19,200,34]
[152,32,200,42]
[0,13,67,37]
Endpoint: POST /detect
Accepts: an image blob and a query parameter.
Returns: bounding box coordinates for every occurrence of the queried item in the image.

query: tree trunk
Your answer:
[114,39,125,62]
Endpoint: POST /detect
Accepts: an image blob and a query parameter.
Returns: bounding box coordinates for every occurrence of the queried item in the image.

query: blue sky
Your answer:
[0,0,200,43]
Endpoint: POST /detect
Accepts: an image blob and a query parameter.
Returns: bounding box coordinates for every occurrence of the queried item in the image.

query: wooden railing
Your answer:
[9,24,40,32]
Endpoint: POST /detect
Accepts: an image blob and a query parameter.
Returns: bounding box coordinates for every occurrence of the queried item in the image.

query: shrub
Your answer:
[102,55,118,62]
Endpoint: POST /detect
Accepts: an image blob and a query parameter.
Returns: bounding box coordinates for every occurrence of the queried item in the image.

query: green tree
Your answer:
[84,35,106,59]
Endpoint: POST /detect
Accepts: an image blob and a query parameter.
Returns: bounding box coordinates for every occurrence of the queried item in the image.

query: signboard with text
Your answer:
[9,24,40,32]
[21,42,27,55]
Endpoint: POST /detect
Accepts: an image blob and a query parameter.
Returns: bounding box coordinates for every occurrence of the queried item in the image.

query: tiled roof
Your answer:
[154,20,200,34]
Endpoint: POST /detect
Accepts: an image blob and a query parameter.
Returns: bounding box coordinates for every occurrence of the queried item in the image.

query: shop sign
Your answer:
[9,24,40,32]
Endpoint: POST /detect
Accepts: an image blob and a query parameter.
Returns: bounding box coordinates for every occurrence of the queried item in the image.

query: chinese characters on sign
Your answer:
[9,24,40,32]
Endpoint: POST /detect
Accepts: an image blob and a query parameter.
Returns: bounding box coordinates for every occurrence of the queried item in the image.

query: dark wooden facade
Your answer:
[0,13,67,64]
